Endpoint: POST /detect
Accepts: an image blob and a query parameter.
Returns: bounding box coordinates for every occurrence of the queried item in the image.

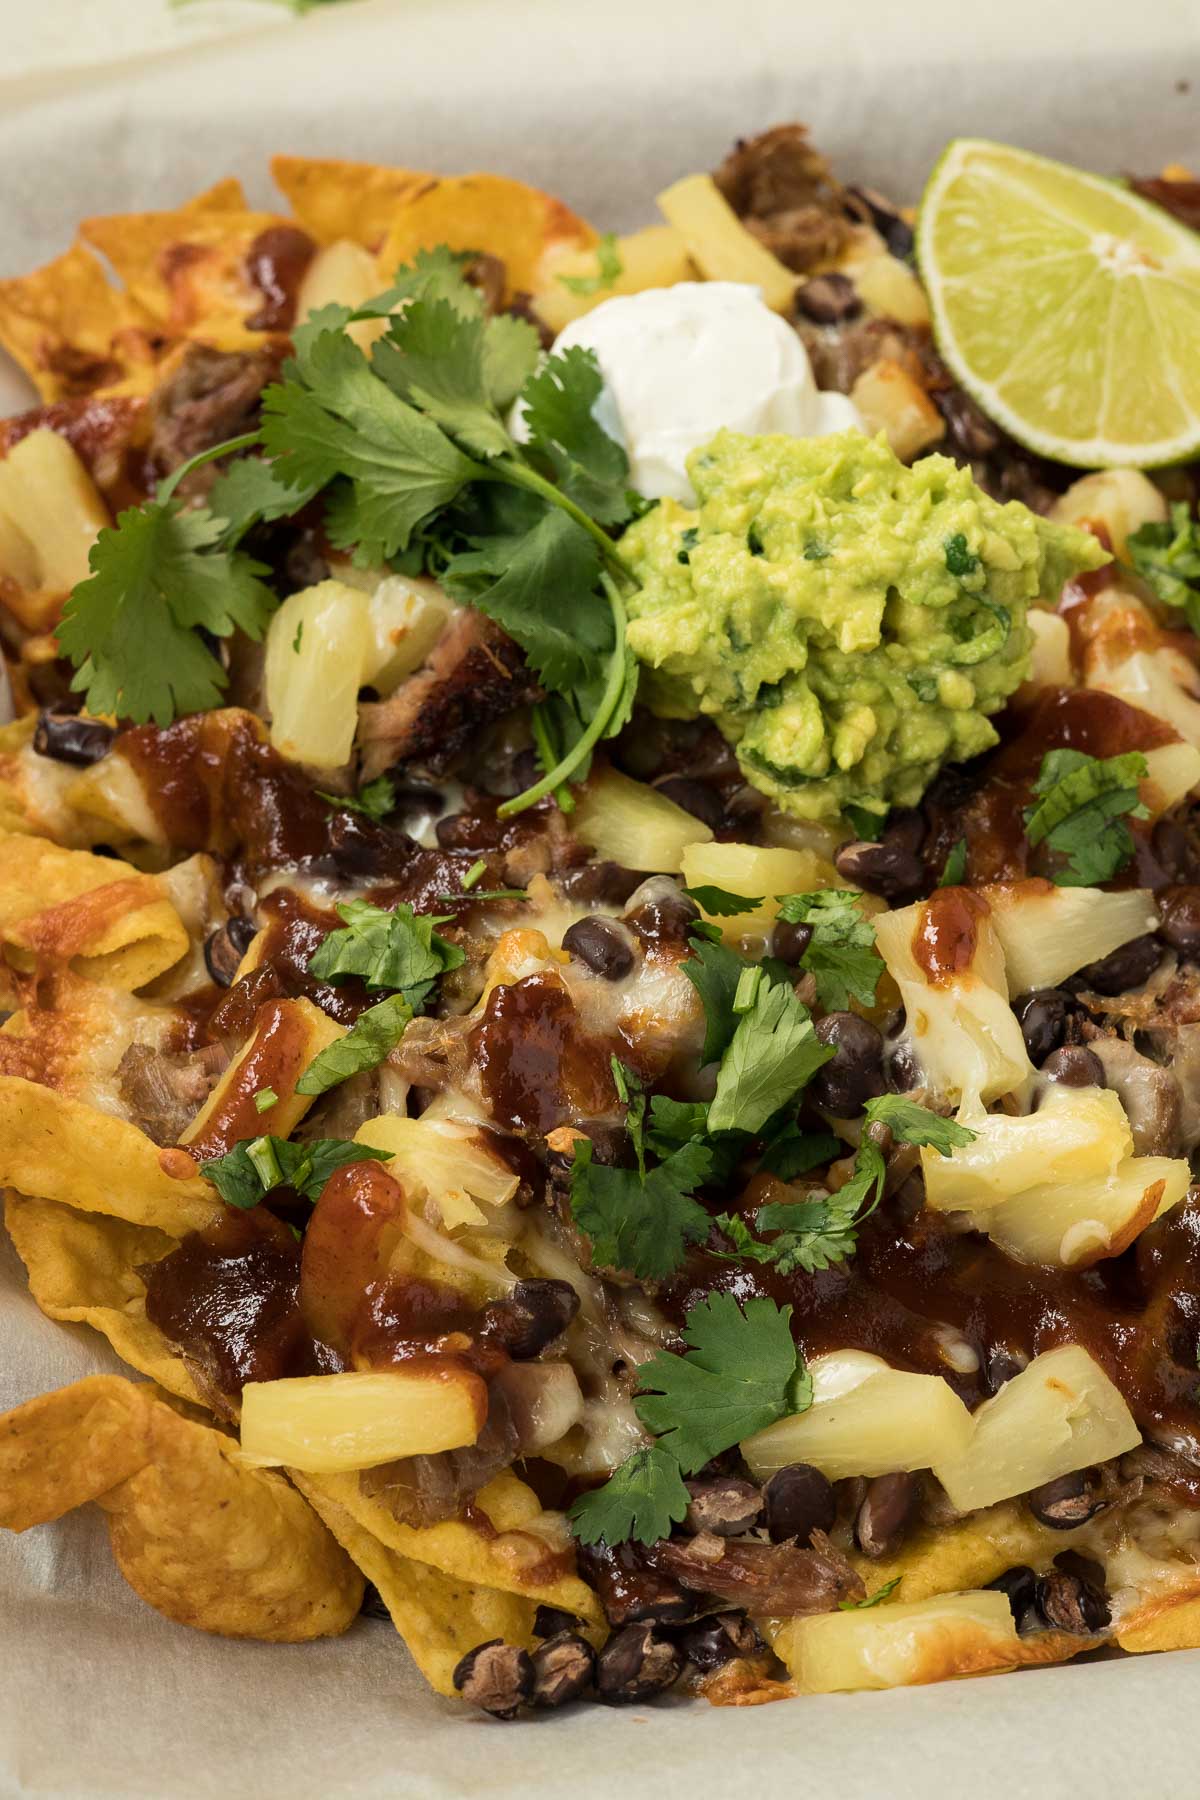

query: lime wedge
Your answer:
[917,138,1200,468]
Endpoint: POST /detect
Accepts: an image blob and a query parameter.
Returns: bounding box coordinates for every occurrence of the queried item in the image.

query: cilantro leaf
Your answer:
[646,1095,712,1156]
[612,1056,647,1173]
[726,1140,888,1275]
[307,899,464,1002]
[841,1575,902,1610]
[372,295,514,460]
[316,775,396,822]
[683,884,763,917]
[567,1444,690,1549]
[939,838,968,887]
[558,233,623,297]
[199,1135,391,1209]
[1023,748,1148,887]
[483,312,542,410]
[634,1292,809,1473]
[944,532,980,577]
[775,889,884,1012]
[708,980,832,1134]
[295,993,414,1097]
[356,246,480,318]
[862,1094,977,1154]
[570,1136,712,1280]
[1128,502,1200,622]
[209,454,318,540]
[758,1120,842,1179]
[681,934,747,1066]
[58,502,276,726]
[519,345,632,525]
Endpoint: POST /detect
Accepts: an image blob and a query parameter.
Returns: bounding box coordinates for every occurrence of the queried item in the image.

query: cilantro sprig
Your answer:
[296,993,414,1096]
[306,898,464,1003]
[200,1134,391,1209]
[1023,748,1148,886]
[1128,502,1200,626]
[707,979,832,1134]
[775,889,884,1012]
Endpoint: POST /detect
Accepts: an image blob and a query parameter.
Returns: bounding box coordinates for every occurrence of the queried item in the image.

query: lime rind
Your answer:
[916,137,1200,469]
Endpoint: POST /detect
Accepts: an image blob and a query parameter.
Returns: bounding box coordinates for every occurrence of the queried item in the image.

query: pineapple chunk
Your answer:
[850,359,944,461]
[355,1114,519,1208]
[0,503,38,590]
[982,880,1158,996]
[841,248,931,328]
[573,769,711,872]
[741,1350,972,1482]
[361,575,453,694]
[872,900,1030,1105]
[678,840,840,940]
[1022,609,1073,693]
[0,428,109,590]
[1050,468,1166,561]
[932,1345,1140,1513]
[776,1590,1017,1693]
[294,237,386,353]
[1141,742,1200,814]
[535,225,695,336]
[656,175,796,313]
[980,1154,1188,1268]
[264,579,371,768]
[923,1085,1131,1212]
[239,1367,487,1473]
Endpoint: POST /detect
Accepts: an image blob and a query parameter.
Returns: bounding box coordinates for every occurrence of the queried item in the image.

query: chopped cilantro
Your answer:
[307,899,464,1003]
[803,539,830,562]
[252,1087,278,1114]
[708,979,833,1135]
[1023,748,1148,886]
[840,1575,902,1610]
[557,232,623,297]
[634,1292,811,1473]
[200,1135,391,1209]
[939,837,968,886]
[677,526,700,565]
[292,620,304,654]
[1128,502,1200,627]
[862,1094,977,1153]
[944,532,979,577]
[567,1445,690,1549]
[316,774,396,822]
[775,889,884,1012]
[683,884,763,917]
[461,858,486,891]
[757,1120,841,1180]
[295,993,414,1097]
[570,1135,712,1281]
[843,803,885,841]
[718,1139,887,1276]
[681,933,748,1065]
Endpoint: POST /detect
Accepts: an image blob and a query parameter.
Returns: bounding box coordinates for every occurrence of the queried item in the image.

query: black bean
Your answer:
[595,1623,683,1703]
[846,184,915,259]
[795,272,861,323]
[1025,1469,1106,1530]
[684,1477,762,1538]
[1151,817,1200,885]
[762,1463,836,1545]
[576,1541,695,1627]
[533,1604,588,1639]
[722,784,767,834]
[884,1035,924,1093]
[33,704,115,767]
[480,1279,579,1360]
[653,776,725,833]
[326,813,420,878]
[1041,1045,1105,1088]
[771,920,813,966]
[834,837,924,904]
[1157,885,1200,958]
[808,1013,886,1117]
[983,1349,1024,1395]
[985,1564,1039,1626]
[1077,934,1163,996]
[676,1612,761,1673]
[530,1633,596,1708]
[559,862,643,906]
[562,915,635,980]
[358,1581,391,1620]
[203,914,259,988]
[623,891,700,948]
[934,384,1002,460]
[854,1472,919,1559]
[451,1639,533,1717]
[1035,1568,1110,1635]
[1013,989,1071,1065]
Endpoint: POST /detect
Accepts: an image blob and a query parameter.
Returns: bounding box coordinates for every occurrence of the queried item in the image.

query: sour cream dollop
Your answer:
[547,282,861,504]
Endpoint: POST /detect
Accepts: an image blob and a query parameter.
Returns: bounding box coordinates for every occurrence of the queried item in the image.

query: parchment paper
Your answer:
[1,4,1199,1793]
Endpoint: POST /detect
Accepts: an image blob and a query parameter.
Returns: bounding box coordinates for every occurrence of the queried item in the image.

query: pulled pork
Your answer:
[645,1528,864,1613]
[148,343,282,493]
[714,124,851,273]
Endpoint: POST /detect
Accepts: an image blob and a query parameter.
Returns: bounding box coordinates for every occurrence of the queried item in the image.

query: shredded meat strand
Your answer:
[645,1528,864,1613]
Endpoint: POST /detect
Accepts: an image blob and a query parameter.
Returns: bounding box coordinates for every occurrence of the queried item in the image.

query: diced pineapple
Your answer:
[980,1154,1188,1268]
[1141,742,1200,813]
[1084,588,1200,749]
[923,1085,1132,1212]
[656,175,796,312]
[840,246,931,328]
[181,996,343,1150]
[534,224,696,336]
[295,237,387,352]
[1050,468,1166,561]
[775,1590,1017,1693]
[678,840,841,939]
[0,502,38,589]
[1022,609,1073,693]
[932,1344,1140,1513]
[982,881,1158,996]
[573,769,711,872]
[850,359,945,460]
[741,1349,972,1482]
[872,900,1030,1105]
[355,1114,519,1208]
[239,1366,487,1473]
[0,429,109,590]
[264,579,371,768]
[361,575,453,693]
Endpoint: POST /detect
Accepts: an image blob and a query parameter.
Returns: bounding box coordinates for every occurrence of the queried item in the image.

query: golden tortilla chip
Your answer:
[0,244,164,404]
[0,832,189,992]
[1117,1586,1200,1653]
[273,154,596,299]
[0,1075,220,1233]
[845,1500,1058,1603]
[0,1375,363,1640]
[4,1192,203,1407]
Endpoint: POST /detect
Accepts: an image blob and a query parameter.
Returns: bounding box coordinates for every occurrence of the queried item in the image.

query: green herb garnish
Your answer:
[775,888,884,1011]
[200,1134,391,1209]
[557,232,623,297]
[1024,748,1148,886]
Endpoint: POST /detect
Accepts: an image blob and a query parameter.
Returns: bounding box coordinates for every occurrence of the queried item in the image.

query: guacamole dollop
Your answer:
[622,430,1107,826]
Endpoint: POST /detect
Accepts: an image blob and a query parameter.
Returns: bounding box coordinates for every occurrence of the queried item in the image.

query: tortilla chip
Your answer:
[845,1500,1058,1603]
[4,1192,203,1407]
[0,833,188,992]
[0,1075,220,1232]
[0,1375,363,1640]
[273,155,596,299]
[180,996,345,1161]
[1117,1585,1200,1653]
[0,244,164,404]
